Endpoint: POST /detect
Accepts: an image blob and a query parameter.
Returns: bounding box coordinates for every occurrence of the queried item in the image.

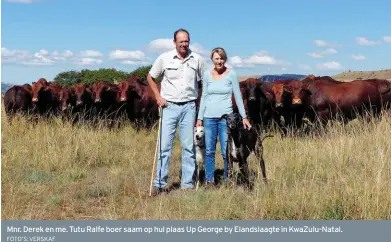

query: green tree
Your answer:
[53,66,162,86]
[79,68,129,84]
[128,65,162,83]
[53,70,82,87]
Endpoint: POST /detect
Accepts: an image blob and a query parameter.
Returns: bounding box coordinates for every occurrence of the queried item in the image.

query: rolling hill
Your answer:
[1,82,14,94]
[331,69,391,82]
[239,69,391,82]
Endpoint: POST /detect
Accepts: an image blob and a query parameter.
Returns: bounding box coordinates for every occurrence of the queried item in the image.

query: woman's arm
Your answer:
[197,71,208,121]
[231,71,247,119]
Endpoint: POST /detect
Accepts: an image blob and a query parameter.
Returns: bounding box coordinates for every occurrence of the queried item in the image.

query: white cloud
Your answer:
[26,49,55,65]
[21,58,54,66]
[228,51,287,69]
[146,38,209,57]
[120,60,150,65]
[51,50,73,61]
[298,64,312,70]
[316,61,344,70]
[322,48,337,54]
[307,52,323,58]
[356,37,381,46]
[306,48,337,58]
[109,49,151,65]
[189,43,209,56]
[244,51,277,65]
[109,50,146,60]
[1,48,31,61]
[228,56,244,68]
[1,47,102,66]
[313,40,341,48]
[245,55,277,65]
[224,63,233,69]
[383,36,391,43]
[37,49,49,56]
[351,55,366,60]
[147,38,175,53]
[7,0,41,3]
[72,58,103,66]
[314,40,329,47]
[1,48,55,65]
[63,50,73,57]
[79,50,103,58]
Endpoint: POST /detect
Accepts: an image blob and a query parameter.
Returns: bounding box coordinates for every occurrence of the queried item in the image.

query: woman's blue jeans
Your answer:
[203,117,228,183]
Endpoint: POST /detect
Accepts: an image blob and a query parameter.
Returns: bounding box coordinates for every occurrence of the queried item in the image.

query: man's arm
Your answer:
[146,74,161,99]
[197,56,208,83]
[147,56,167,107]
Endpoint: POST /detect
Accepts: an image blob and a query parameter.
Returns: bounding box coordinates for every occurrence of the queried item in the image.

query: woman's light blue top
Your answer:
[197,69,247,120]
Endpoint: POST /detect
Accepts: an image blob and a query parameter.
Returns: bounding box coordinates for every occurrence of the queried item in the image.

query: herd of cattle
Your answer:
[3,76,160,129]
[239,75,391,134]
[3,74,391,134]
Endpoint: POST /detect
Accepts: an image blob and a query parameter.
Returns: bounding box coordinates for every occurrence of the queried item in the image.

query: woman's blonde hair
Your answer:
[210,47,227,61]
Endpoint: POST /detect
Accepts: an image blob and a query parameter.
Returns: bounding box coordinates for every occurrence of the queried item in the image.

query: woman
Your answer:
[196,47,251,187]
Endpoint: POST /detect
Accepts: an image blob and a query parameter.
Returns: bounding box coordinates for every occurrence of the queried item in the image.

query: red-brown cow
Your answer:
[302,75,342,85]
[59,87,75,113]
[32,78,49,86]
[280,80,312,131]
[357,78,391,115]
[116,77,144,123]
[126,79,160,130]
[117,76,142,102]
[259,79,293,107]
[89,81,120,127]
[4,84,33,122]
[72,83,94,121]
[58,87,77,123]
[291,79,390,125]
[231,82,248,117]
[257,79,298,132]
[31,81,62,117]
[238,78,275,131]
[73,84,90,106]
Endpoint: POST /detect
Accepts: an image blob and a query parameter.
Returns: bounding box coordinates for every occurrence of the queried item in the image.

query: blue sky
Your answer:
[1,0,390,85]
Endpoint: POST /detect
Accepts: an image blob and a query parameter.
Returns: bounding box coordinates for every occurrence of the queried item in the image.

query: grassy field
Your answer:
[1,106,391,220]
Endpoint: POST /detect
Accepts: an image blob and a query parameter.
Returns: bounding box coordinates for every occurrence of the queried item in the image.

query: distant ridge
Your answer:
[258,74,307,82]
[332,69,391,82]
[238,69,391,82]
[1,82,15,94]
[239,74,307,82]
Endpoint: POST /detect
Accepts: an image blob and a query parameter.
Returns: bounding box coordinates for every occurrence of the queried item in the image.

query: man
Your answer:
[147,28,207,196]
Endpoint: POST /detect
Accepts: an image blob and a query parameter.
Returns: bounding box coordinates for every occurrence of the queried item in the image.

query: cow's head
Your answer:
[307,74,316,80]
[117,81,132,102]
[242,78,259,102]
[129,81,144,98]
[59,87,74,112]
[31,82,49,103]
[73,83,90,106]
[90,82,114,103]
[271,84,287,108]
[284,80,311,106]
[36,78,49,85]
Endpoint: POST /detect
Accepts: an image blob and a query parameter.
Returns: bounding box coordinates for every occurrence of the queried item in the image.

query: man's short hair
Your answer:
[174,28,190,41]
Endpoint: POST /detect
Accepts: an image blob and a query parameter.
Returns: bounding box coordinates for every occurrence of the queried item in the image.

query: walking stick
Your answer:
[149,106,163,197]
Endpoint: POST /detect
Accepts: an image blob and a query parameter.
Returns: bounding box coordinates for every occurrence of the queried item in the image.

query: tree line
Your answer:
[53,65,160,87]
